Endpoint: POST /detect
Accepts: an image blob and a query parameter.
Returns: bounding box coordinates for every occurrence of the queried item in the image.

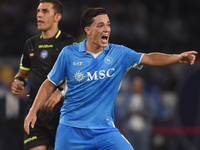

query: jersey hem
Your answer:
[59,121,115,130]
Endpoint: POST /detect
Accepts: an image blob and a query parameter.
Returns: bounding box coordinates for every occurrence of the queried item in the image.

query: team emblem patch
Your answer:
[40,50,48,59]
[74,70,85,82]
[104,56,113,64]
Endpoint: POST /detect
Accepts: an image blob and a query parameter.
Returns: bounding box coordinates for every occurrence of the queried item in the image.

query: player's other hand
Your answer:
[24,110,37,135]
[41,90,62,112]
[179,51,198,65]
[11,80,24,95]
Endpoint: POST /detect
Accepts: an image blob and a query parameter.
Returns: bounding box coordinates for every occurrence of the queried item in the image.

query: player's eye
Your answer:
[98,25,103,27]
[43,9,48,13]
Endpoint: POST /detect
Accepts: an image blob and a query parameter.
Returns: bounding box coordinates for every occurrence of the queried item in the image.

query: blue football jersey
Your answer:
[48,39,144,129]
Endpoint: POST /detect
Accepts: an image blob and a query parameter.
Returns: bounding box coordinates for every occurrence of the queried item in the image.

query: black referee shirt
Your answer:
[20,30,76,102]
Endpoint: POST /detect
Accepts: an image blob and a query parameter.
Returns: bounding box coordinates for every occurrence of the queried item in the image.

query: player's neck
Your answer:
[86,39,104,54]
[42,28,59,39]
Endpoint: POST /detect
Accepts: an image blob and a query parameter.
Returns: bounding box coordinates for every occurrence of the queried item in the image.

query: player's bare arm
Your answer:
[11,69,30,95]
[140,51,197,66]
[41,82,65,112]
[24,78,55,134]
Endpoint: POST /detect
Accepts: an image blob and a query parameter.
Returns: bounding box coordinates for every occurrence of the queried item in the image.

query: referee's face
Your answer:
[87,14,111,48]
[37,2,57,32]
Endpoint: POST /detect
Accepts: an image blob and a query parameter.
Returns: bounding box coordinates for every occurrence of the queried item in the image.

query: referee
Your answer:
[11,0,76,150]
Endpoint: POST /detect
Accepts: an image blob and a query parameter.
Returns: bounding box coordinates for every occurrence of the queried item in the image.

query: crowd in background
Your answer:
[0,0,200,57]
[0,0,200,150]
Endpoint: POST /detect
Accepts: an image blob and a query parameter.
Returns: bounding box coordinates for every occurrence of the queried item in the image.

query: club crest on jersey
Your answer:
[40,50,48,59]
[74,70,86,82]
[104,56,113,64]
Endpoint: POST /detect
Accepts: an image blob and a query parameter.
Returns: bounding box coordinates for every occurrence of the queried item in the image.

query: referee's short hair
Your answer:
[39,0,63,15]
[80,7,108,34]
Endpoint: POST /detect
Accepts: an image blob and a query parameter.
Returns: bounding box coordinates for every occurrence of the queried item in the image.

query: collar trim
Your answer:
[40,30,61,39]
[79,39,109,52]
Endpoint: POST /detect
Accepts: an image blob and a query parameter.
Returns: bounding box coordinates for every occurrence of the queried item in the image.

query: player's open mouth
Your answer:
[101,35,108,43]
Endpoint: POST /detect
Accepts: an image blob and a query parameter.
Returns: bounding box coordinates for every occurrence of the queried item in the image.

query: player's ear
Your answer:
[84,27,91,36]
[55,13,62,22]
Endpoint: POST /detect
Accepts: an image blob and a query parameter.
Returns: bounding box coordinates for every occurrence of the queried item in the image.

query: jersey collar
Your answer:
[79,39,109,52]
[40,30,61,39]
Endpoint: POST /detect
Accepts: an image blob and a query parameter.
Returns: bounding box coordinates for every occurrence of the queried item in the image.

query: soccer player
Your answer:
[24,7,197,150]
[11,0,76,150]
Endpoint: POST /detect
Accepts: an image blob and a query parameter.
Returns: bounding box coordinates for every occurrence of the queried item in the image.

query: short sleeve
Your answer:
[20,41,31,71]
[48,48,67,86]
[120,45,144,70]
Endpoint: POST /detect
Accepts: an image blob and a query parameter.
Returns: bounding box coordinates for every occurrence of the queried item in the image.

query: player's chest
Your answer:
[69,52,115,70]
[67,53,117,82]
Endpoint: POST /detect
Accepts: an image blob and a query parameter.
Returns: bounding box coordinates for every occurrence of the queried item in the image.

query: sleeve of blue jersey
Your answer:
[48,48,67,86]
[120,45,144,70]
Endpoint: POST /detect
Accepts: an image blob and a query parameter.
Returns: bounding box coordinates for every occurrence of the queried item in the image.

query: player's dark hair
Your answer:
[39,0,63,14]
[80,7,108,34]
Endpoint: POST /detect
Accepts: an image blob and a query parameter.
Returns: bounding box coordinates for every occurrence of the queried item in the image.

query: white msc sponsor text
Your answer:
[74,68,115,82]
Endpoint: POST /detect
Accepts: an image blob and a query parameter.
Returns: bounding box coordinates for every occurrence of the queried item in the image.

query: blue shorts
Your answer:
[54,124,134,150]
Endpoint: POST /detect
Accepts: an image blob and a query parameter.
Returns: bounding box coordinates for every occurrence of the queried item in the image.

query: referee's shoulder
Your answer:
[61,32,73,38]
[25,34,41,44]
[60,31,76,43]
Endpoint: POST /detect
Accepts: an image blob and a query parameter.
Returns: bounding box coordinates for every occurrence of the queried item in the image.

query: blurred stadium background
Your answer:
[0,0,200,150]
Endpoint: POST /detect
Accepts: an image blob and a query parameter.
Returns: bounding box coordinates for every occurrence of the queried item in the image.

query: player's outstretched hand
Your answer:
[41,89,62,112]
[24,110,37,135]
[179,51,198,65]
